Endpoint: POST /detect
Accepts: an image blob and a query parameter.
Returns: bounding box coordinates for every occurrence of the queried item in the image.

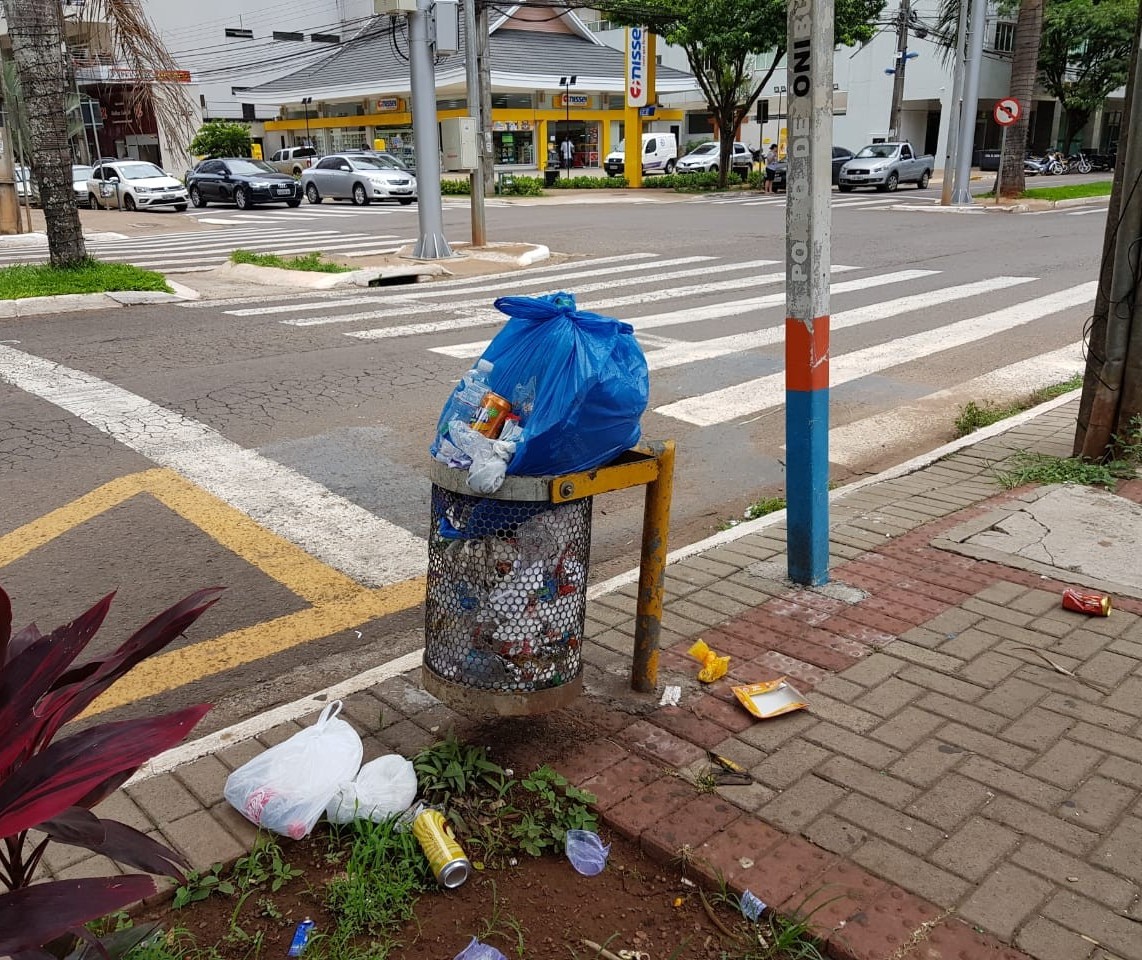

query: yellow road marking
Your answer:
[0,468,424,715]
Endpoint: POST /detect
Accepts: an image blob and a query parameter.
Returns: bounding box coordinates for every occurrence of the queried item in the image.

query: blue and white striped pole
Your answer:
[785,0,833,585]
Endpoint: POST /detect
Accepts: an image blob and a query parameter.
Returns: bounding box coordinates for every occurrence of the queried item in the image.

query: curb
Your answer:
[1053,195,1111,209]
[219,259,452,289]
[136,390,1083,775]
[0,287,194,317]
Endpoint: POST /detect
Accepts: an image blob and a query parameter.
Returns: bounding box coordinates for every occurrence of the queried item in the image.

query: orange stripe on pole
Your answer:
[785,315,830,391]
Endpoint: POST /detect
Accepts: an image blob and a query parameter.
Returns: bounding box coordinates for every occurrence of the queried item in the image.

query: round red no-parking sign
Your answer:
[994,98,1022,126]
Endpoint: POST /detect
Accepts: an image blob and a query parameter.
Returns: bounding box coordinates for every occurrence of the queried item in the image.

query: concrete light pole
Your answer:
[952,0,988,205]
[408,0,453,258]
[887,0,910,138]
[462,0,486,246]
[785,0,834,585]
[940,0,969,205]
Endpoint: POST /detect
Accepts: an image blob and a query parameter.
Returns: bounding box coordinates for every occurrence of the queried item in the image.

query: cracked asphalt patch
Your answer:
[933,483,1142,600]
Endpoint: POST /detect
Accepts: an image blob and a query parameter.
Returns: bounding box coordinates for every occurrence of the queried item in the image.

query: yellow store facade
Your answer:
[240,5,693,172]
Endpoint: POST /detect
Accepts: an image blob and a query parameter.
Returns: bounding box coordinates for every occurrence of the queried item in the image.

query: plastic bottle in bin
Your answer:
[432,360,494,455]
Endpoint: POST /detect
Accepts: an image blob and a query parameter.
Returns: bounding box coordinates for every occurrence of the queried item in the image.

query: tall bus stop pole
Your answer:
[785,0,833,585]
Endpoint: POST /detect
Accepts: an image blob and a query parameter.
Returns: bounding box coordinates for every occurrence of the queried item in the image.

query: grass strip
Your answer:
[1021,181,1113,201]
[954,374,1083,437]
[230,249,352,273]
[0,259,171,300]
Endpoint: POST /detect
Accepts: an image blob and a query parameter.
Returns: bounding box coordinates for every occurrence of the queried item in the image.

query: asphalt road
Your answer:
[0,189,1106,732]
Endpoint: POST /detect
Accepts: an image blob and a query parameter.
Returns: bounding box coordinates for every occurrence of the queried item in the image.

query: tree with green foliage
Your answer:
[1038,0,1137,152]
[597,0,885,187]
[189,120,253,159]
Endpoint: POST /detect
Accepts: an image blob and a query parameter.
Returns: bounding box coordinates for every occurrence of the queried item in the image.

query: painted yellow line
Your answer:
[83,575,426,716]
[142,469,362,606]
[0,472,148,567]
[0,468,425,715]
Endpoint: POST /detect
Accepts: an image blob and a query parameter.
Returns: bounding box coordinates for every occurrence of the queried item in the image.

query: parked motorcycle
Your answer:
[1024,154,1065,176]
[1065,152,1093,174]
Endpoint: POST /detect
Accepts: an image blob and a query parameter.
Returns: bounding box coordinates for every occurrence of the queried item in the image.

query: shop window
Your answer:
[225,28,253,38]
[311,33,339,43]
[491,93,533,109]
[437,98,467,111]
[687,112,715,136]
[273,31,304,42]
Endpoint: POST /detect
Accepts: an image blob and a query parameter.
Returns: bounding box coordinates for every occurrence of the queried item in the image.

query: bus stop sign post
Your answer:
[785,0,834,586]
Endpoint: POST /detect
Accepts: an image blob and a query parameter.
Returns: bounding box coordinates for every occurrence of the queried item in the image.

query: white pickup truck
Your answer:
[838,141,933,192]
[266,146,319,177]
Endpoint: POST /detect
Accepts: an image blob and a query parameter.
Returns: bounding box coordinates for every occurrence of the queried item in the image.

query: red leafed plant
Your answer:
[0,584,221,958]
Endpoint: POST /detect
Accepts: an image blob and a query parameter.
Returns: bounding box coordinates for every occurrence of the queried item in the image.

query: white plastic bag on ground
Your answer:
[224,701,363,839]
[326,754,418,824]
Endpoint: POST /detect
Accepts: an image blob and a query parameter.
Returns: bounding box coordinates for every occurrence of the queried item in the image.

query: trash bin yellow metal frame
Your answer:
[422,440,675,713]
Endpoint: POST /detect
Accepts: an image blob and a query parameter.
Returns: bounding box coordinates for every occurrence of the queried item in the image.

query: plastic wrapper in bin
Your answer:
[431,292,648,477]
[426,486,590,693]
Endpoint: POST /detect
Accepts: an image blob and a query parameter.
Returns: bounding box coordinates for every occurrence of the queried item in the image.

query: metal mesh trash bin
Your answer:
[423,462,592,716]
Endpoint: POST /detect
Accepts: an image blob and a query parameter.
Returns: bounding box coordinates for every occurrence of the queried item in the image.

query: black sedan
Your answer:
[767,146,855,191]
[185,158,302,209]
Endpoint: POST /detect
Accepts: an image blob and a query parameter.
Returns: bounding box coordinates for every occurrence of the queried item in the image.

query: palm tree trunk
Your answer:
[998,0,1044,198]
[2,0,86,266]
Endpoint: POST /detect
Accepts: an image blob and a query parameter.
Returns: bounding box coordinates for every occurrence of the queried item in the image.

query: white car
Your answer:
[300,153,417,206]
[676,141,754,177]
[86,160,188,211]
[71,165,93,205]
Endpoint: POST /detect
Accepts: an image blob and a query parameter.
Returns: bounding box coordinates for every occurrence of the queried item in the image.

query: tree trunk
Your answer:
[998,0,1044,198]
[716,106,735,187]
[2,0,86,266]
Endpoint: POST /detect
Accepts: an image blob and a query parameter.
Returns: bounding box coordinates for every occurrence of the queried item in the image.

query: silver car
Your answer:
[301,153,417,206]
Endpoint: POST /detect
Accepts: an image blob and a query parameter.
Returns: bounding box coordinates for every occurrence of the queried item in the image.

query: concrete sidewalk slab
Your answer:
[45,398,1142,960]
[935,484,1142,601]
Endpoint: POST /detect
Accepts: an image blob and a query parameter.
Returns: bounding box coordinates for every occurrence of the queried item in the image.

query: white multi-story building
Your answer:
[584,3,1124,171]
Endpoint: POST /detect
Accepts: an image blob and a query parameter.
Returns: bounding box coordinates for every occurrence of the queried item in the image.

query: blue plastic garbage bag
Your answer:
[468,292,648,476]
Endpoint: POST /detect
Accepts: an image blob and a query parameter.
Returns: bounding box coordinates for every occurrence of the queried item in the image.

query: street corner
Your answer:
[0,467,425,719]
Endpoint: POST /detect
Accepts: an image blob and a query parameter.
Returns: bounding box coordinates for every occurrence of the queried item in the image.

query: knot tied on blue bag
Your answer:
[468,291,648,477]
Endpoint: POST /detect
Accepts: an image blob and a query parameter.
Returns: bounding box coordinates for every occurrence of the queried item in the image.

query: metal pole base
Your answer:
[410,231,457,259]
[951,187,974,205]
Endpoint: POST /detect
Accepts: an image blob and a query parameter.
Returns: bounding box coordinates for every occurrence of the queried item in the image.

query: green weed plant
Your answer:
[0,259,171,299]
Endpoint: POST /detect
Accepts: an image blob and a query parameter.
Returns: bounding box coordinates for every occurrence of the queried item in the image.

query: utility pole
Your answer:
[951,0,987,204]
[940,0,968,205]
[462,0,486,246]
[887,0,910,139]
[476,0,493,199]
[1074,7,1142,457]
[785,0,834,585]
[407,0,453,259]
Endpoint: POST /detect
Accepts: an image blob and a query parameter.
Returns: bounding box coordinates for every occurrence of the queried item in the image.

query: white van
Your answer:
[603,132,678,177]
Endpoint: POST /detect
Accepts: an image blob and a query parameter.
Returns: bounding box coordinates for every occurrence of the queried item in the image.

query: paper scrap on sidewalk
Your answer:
[731,677,808,720]
[659,684,682,707]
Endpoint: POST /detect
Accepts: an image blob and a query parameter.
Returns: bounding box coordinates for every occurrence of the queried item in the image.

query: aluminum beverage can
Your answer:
[1062,587,1112,616]
[412,808,471,888]
[471,391,512,438]
[287,918,315,957]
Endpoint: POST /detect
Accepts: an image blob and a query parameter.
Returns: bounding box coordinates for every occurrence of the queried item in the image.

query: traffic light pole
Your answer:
[785,0,834,585]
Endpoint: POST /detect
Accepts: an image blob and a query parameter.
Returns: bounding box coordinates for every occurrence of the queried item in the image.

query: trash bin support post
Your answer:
[550,441,675,694]
[633,439,675,693]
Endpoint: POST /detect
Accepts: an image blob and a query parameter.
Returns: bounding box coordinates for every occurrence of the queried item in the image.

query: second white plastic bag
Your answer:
[224,701,363,839]
[326,754,418,824]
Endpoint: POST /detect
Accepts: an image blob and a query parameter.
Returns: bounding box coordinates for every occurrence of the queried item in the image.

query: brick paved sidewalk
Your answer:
[51,399,1142,960]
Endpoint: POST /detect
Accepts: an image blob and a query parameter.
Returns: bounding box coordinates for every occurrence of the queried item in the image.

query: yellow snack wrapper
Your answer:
[687,639,730,683]
[731,677,809,720]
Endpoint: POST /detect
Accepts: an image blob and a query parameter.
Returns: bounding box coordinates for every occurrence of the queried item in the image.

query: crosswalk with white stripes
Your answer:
[181,197,507,227]
[0,227,414,272]
[199,252,1090,467]
[691,191,927,209]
